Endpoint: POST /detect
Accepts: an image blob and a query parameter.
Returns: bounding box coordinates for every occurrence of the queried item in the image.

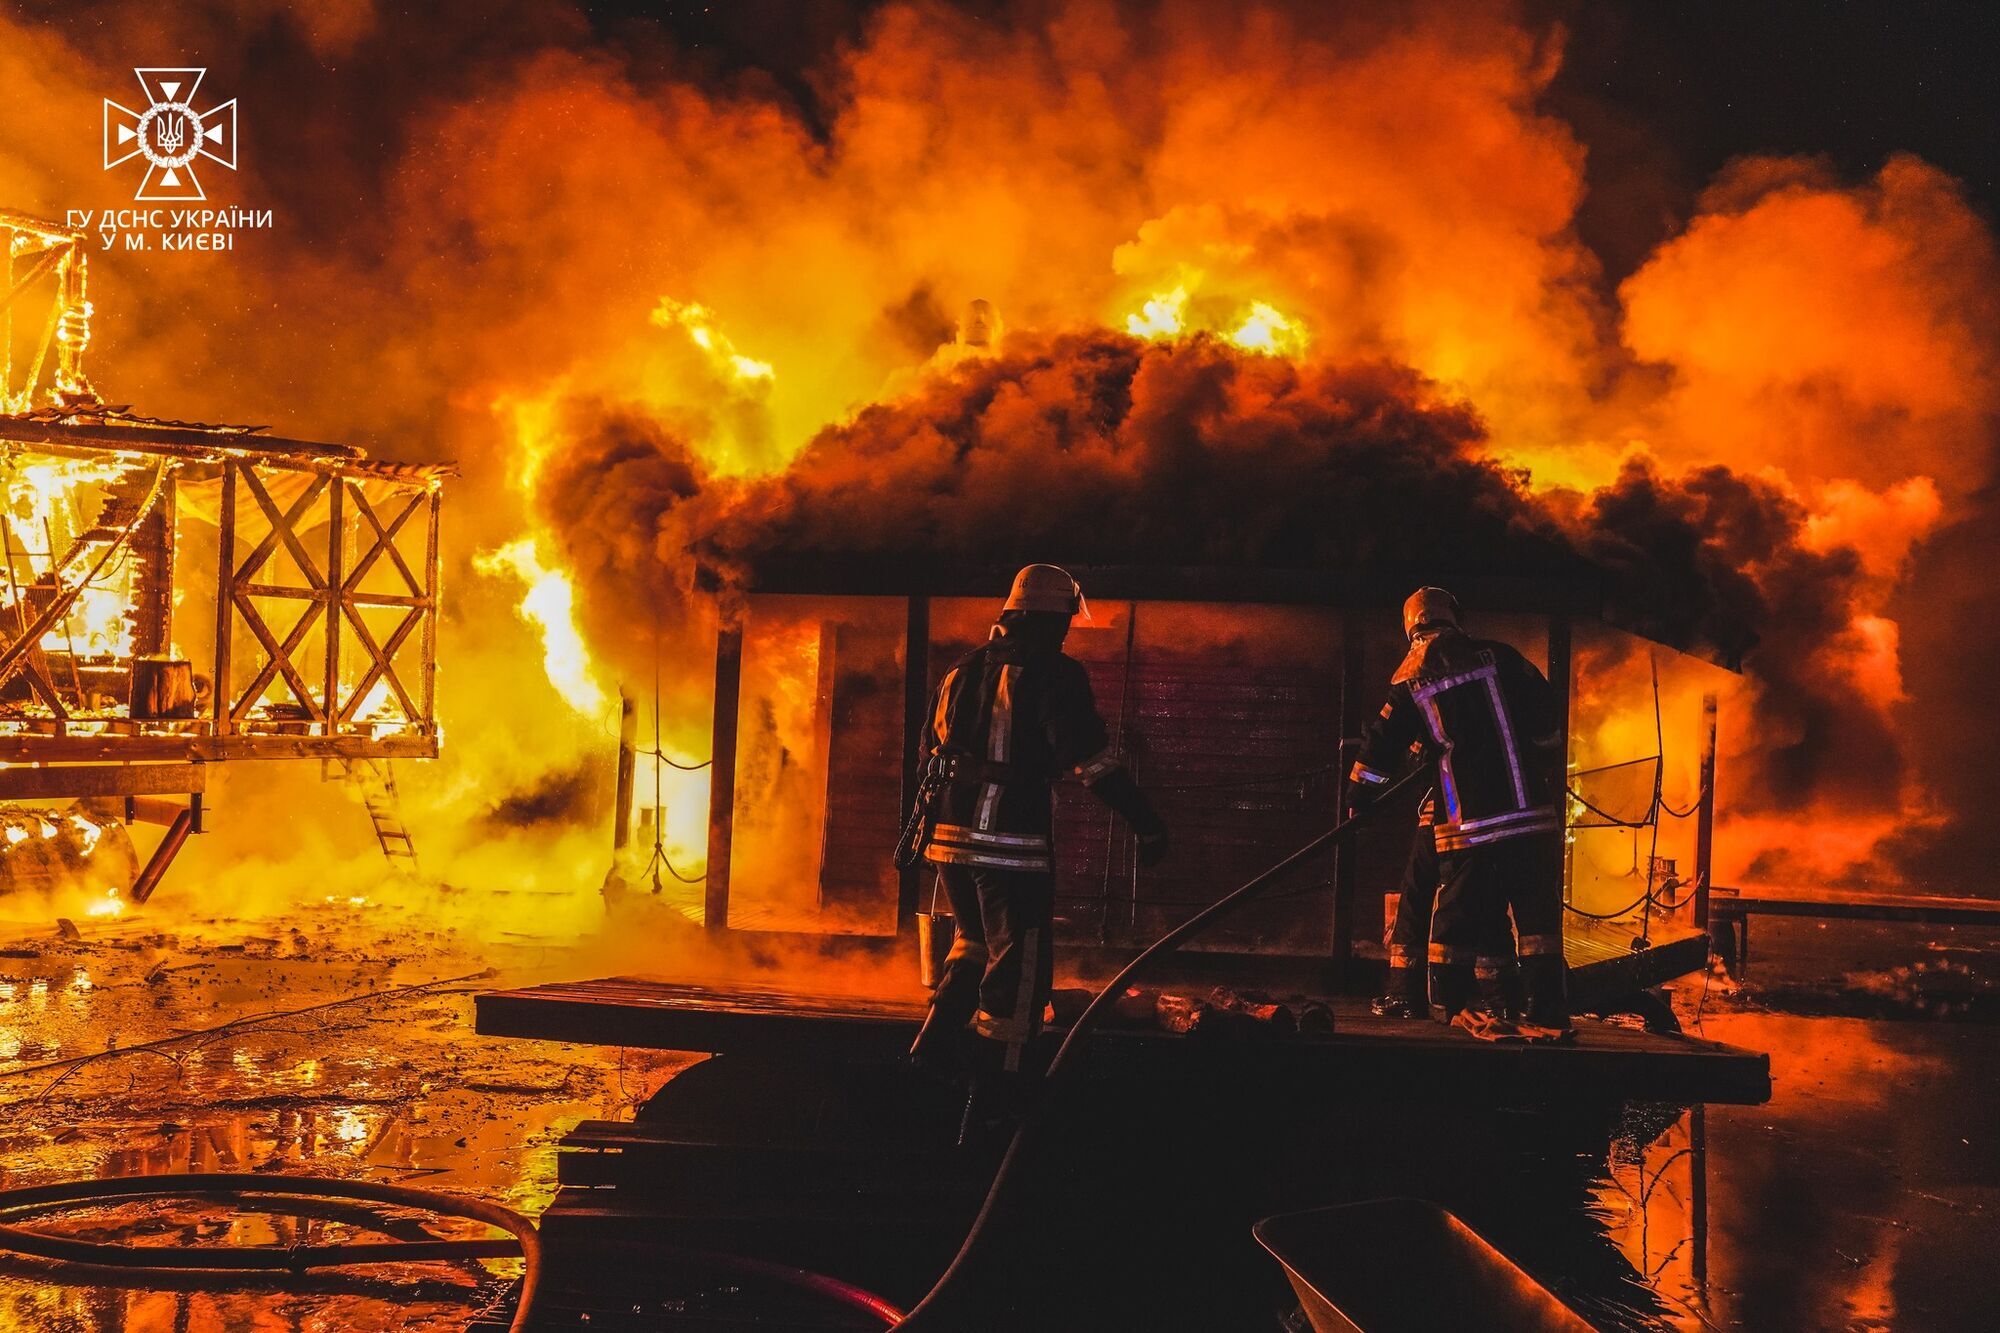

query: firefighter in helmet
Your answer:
[1350,587,1568,1028]
[909,564,1169,1072]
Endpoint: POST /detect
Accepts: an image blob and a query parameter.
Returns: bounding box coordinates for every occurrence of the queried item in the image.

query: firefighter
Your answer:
[1349,587,1567,1028]
[1374,789,1523,1020]
[909,564,1169,1073]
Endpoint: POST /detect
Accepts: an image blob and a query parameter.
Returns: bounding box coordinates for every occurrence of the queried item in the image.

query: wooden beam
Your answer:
[0,762,207,800]
[471,978,1772,1106]
[0,732,438,762]
[323,477,345,731]
[129,805,197,905]
[705,625,744,934]
[898,595,930,934]
[422,485,440,726]
[212,460,236,736]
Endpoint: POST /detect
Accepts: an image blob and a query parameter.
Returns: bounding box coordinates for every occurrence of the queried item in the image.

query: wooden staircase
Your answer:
[322,756,417,869]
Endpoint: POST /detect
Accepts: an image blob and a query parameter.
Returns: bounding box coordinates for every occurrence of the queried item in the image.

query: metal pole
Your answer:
[1547,613,1573,905]
[1694,692,1718,932]
[1332,608,1367,980]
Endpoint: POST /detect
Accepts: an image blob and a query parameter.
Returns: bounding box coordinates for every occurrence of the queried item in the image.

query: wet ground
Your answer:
[0,897,1994,1331]
[0,894,694,1333]
[1602,921,2000,1332]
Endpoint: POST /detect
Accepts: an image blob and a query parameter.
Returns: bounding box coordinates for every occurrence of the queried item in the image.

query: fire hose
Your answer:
[0,1171,910,1330]
[0,1173,541,1331]
[0,777,1423,1332]
[894,765,1429,1330]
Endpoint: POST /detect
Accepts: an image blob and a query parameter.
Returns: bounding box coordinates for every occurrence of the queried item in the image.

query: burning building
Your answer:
[0,2,1994,1329]
[655,562,1721,1000]
[0,211,446,909]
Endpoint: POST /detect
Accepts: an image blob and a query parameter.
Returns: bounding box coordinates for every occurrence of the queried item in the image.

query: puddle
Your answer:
[0,901,695,1331]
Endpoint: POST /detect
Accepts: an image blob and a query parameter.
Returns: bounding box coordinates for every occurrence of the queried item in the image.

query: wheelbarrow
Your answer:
[1254,1198,1595,1333]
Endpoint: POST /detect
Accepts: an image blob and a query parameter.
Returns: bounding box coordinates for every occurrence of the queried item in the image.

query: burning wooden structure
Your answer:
[0,211,447,903]
[659,561,1719,1000]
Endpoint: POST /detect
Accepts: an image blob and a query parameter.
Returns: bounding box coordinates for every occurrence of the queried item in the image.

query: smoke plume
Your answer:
[0,0,1992,895]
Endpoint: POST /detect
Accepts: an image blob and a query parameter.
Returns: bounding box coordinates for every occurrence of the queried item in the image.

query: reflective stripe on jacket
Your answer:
[1352,628,1562,853]
[922,623,1130,871]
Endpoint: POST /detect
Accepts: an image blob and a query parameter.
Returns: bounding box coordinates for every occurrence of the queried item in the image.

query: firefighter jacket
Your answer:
[923,624,1162,873]
[1351,627,1562,853]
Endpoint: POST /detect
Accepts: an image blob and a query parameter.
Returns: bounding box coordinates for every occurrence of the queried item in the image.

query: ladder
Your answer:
[323,757,418,870]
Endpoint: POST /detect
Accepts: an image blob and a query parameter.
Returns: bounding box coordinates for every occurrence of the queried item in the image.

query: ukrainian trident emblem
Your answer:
[103,68,238,202]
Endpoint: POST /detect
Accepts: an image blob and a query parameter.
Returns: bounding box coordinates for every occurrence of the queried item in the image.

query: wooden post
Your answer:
[612,691,637,853]
[898,595,930,935]
[211,461,236,735]
[131,471,176,657]
[322,478,344,732]
[1332,608,1367,979]
[704,624,743,934]
[421,482,441,731]
[1694,692,1718,931]
[1546,613,1573,903]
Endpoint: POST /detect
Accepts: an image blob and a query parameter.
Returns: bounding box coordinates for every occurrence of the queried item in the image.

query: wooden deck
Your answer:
[1710,883,2000,926]
[1707,883,2000,976]
[475,976,1769,1105]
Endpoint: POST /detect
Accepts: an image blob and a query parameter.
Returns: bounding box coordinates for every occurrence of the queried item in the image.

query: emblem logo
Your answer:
[103,68,238,202]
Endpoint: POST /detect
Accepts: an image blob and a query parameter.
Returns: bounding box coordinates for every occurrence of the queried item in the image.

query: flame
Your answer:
[472,538,612,717]
[1229,301,1307,356]
[1124,282,1309,356]
[654,298,776,384]
[1126,285,1189,339]
[0,0,1990,903]
[0,454,145,669]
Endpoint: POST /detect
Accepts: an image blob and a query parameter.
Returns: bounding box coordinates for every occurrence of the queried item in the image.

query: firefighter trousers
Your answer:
[1387,824,1519,1013]
[912,863,1054,1072]
[1429,829,1568,1026]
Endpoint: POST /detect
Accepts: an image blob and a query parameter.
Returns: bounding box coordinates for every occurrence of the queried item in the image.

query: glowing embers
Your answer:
[473,537,610,718]
[1124,281,1309,357]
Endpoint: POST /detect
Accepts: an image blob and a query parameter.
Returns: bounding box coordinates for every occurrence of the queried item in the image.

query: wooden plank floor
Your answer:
[475,976,1769,1105]
[1711,883,2000,924]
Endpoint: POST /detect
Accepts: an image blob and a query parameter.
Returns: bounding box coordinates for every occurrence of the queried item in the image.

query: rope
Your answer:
[636,748,711,771]
[1565,785,1652,829]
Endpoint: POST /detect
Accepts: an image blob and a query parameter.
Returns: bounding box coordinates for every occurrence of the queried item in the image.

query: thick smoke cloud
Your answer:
[1,0,1992,891]
[536,331,1887,835]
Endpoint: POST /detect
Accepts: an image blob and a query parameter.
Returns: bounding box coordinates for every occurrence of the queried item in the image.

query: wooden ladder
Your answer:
[323,757,418,870]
